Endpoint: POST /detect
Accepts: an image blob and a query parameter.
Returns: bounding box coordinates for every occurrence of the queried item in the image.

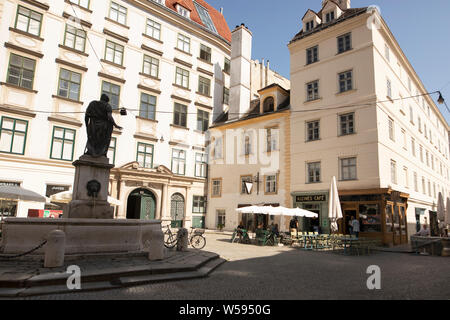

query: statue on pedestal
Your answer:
[84,94,122,158]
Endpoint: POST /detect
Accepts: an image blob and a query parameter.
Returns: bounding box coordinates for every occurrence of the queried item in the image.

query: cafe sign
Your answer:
[296,195,326,202]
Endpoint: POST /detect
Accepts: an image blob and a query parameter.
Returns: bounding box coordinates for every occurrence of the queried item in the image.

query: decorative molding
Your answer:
[169,141,190,149]
[0,82,38,94]
[47,115,83,128]
[104,17,130,29]
[174,57,193,68]
[197,67,213,77]
[192,146,205,151]
[4,42,43,58]
[98,72,126,84]
[51,95,84,105]
[0,105,36,118]
[171,94,191,104]
[141,44,163,56]
[103,28,129,43]
[134,133,159,142]
[137,84,161,95]
[21,0,49,11]
[58,44,89,57]
[55,58,88,72]
[194,102,212,110]
[62,12,92,28]
[8,27,44,41]
[142,33,163,44]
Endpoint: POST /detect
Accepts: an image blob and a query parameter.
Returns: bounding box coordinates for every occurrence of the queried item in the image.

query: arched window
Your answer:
[170,193,185,227]
[263,97,274,113]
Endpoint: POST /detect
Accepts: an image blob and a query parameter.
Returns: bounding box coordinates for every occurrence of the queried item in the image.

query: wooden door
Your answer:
[384,202,394,245]
[140,195,156,220]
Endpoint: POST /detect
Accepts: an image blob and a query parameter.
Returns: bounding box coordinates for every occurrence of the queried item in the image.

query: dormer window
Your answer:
[305,20,314,31]
[263,97,275,113]
[177,5,190,18]
[325,11,335,22]
[194,1,218,34]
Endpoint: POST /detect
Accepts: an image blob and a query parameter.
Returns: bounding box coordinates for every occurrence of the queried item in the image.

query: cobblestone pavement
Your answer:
[18,233,450,300]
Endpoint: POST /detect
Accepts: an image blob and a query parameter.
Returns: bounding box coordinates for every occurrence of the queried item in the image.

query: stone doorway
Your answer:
[126,188,156,220]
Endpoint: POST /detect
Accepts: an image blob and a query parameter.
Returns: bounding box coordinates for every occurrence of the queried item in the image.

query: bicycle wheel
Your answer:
[265,236,274,246]
[190,235,206,249]
[164,230,177,249]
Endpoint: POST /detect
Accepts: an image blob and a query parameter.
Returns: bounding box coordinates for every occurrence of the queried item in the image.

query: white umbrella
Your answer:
[437,192,445,221]
[50,191,122,206]
[0,185,46,202]
[446,198,450,226]
[328,176,343,233]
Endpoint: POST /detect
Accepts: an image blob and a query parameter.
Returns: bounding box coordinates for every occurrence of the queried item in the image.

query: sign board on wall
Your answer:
[296,195,326,202]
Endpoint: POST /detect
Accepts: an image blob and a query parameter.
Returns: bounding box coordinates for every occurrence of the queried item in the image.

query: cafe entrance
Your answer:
[292,191,329,234]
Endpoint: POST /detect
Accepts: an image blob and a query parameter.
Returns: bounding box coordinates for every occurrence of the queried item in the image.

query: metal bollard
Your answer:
[148,230,165,261]
[176,228,189,252]
[44,230,66,268]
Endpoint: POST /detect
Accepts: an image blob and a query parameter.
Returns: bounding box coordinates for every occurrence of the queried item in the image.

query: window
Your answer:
[431,154,434,170]
[414,172,418,192]
[305,20,314,31]
[428,180,431,197]
[105,40,124,65]
[193,196,206,213]
[403,167,409,188]
[387,79,392,98]
[340,113,354,136]
[426,150,429,166]
[244,135,251,155]
[306,46,318,65]
[325,11,335,22]
[388,118,395,141]
[195,153,207,178]
[418,117,422,132]
[143,55,159,78]
[337,33,351,53]
[401,129,407,150]
[198,76,211,96]
[177,34,190,53]
[422,177,426,194]
[212,179,222,197]
[340,157,357,181]
[199,44,211,63]
[173,103,187,127]
[411,138,416,157]
[338,70,353,93]
[146,19,161,40]
[50,127,76,161]
[420,145,424,162]
[109,2,127,25]
[136,142,153,168]
[213,137,222,159]
[58,68,81,101]
[139,93,156,120]
[177,5,190,18]
[7,53,36,89]
[409,106,414,124]
[385,43,390,62]
[15,5,42,36]
[306,120,320,141]
[241,175,253,194]
[64,24,86,52]
[69,0,90,9]
[307,162,321,183]
[172,149,186,175]
[306,80,319,101]
[175,67,189,89]
[101,81,120,110]
[263,97,274,113]
[390,160,397,184]
[265,175,277,194]
[107,137,116,165]
[217,209,225,227]
[197,109,209,132]
[424,124,428,139]
[223,87,229,105]
[266,128,278,152]
[194,2,217,33]
[0,117,28,155]
[224,58,231,74]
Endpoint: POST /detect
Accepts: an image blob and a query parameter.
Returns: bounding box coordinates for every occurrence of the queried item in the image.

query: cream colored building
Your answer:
[0,0,233,228]
[289,0,450,244]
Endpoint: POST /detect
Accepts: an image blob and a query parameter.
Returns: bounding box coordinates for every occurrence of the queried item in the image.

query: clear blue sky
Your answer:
[207,0,450,124]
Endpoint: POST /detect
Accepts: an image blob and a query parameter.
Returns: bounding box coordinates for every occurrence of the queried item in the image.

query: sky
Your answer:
[206,0,450,124]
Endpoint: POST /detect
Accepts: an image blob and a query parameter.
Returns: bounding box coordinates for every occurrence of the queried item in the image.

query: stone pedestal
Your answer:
[67,155,114,219]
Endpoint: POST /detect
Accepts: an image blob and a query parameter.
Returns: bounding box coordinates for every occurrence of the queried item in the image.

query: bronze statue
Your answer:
[84,94,122,157]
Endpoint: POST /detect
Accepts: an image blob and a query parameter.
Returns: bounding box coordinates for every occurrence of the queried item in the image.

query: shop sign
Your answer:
[0,181,20,187]
[46,185,70,197]
[296,195,326,202]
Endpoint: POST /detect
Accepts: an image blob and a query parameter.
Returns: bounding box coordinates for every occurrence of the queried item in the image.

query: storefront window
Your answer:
[359,204,381,232]
[0,199,17,218]
[400,206,407,235]
[394,206,400,233]
[385,204,393,232]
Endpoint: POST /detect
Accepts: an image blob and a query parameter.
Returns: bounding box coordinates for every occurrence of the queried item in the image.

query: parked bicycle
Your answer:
[163,225,206,249]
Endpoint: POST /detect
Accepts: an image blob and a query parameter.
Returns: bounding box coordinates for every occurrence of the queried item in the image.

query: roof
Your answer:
[165,0,231,42]
[257,83,290,94]
[290,6,368,44]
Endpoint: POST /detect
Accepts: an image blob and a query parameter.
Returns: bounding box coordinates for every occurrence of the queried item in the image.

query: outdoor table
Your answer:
[302,234,318,250]
[335,236,360,254]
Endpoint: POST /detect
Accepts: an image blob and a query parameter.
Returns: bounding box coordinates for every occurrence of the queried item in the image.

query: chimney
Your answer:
[265,60,270,87]
[229,24,252,120]
[220,7,223,14]
[337,0,351,10]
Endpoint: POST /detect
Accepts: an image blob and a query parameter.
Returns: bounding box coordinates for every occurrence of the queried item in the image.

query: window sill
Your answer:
[104,17,130,30]
[264,192,278,196]
[196,92,212,99]
[174,47,192,56]
[9,27,44,41]
[170,124,190,131]
[135,116,158,123]
[52,95,84,105]
[197,57,213,66]
[304,60,319,67]
[306,181,322,184]
[64,0,92,13]
[142,33,163,44]
[338,132,357,137]
[172,83,191,92]
[194,130,207,135]
[338,179,358,182]
[336,48,353,55]
[223,70,230,76]
[336,89,357,96]
[100,59,126,70]
[304,98,322,104]
[0,82,37,94]
[58,44,89,57]
[305,138,321,143]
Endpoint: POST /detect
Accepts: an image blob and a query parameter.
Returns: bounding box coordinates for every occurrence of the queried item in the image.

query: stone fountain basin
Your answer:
[0,218,161,255]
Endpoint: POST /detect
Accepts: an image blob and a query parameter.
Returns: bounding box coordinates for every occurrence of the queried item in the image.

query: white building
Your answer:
[0,0,233,228]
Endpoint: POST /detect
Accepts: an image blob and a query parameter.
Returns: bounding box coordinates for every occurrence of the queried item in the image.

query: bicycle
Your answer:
[163,225,206,250]
[230,228,251,244]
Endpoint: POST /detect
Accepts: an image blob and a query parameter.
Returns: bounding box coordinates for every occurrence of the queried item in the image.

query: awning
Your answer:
[0,186,46,202]
[236,205,318,218]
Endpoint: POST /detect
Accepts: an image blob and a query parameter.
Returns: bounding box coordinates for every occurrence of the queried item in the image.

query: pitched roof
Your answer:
[290,6,367,44]
[165,0,231,42]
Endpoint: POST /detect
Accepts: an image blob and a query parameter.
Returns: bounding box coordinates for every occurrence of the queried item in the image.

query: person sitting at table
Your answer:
[415,224,430,237]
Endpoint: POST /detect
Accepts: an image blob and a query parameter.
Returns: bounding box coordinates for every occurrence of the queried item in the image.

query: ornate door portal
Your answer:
[127,189,156,220]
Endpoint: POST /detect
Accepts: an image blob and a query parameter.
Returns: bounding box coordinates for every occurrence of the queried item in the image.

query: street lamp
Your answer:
[437,92,445,105]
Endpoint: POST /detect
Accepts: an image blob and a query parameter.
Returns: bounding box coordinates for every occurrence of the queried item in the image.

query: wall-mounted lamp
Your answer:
[120,108,127,116]
[437,91,445,105]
